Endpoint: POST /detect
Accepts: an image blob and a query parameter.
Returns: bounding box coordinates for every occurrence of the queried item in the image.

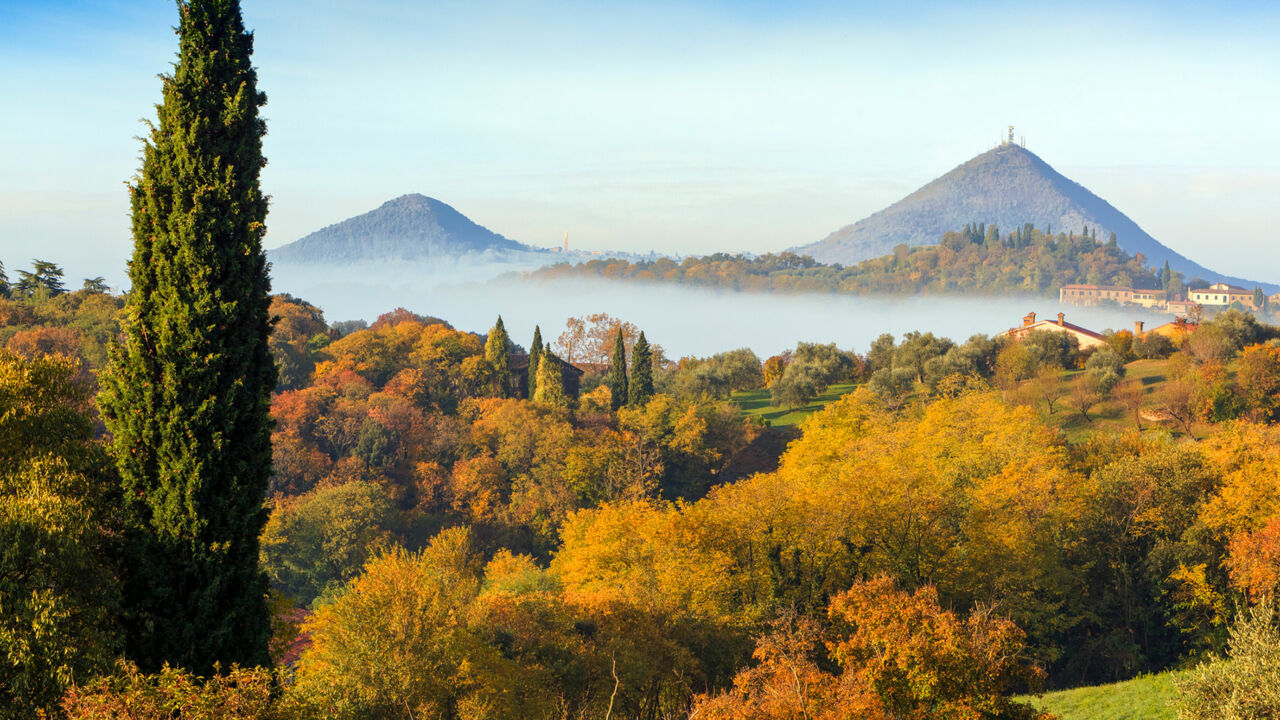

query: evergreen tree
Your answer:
[15,260,67,297]
[0,261,8,298]
[485,316,511,397]
[83,276,110,294]
[1107,231,1117,247]
[606,327,628,411]
[533,350,568,407]
[528,325,543,399]
[97,0,274,673]
[628,331,654,406]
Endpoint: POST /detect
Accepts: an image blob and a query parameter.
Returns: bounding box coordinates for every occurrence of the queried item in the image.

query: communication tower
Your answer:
[1007,125,1015,145]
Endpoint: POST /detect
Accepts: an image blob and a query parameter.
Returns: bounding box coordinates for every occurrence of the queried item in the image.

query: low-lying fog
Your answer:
[273,264,1170,358]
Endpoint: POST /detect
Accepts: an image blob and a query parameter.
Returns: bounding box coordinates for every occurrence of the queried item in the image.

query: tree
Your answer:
[628,331,654,406]
[1239,344,1280,421]
[485,315,512,397]
[534,349,569,407]
[527,325,543,400]
[0,352,121,717]
[82,276,110,294]
[606,327,628,411]
[0,260,8,298]
[14,260,66,297]
[97,0,275,672]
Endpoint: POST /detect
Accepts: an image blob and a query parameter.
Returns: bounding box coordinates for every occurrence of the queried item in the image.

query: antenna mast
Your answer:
[1007,125,1015,146]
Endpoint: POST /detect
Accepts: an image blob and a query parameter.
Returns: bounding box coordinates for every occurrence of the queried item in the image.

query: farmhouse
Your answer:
[1141,317,1198,341]
[1059,284,1166,309]
[1189,282,1256,309]
[1000,311,1106,350]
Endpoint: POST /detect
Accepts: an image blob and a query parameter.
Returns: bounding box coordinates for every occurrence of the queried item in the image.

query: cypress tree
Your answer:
[628,331,654,406]
[528,325,543,399]
[533,350,568,407]
[485,315,511,397]
[606,327,628,411]
[98,0,274,673]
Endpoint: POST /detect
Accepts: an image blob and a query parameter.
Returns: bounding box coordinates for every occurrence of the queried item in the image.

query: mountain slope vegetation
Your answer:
[794,144,1270,291]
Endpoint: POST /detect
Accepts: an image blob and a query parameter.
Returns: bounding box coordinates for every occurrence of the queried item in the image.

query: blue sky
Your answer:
[2,0,1279,287]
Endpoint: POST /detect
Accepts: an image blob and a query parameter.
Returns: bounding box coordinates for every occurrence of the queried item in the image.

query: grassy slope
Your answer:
[731,383,859,427]
[1028,672,1182,720]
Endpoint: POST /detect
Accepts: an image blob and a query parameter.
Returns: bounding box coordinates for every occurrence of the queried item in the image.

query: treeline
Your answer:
[10,285,1280,717]
[528,223,1163,297]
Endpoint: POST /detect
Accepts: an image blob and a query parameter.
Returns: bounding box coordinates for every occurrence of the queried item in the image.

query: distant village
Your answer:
[1059,281,1273,318]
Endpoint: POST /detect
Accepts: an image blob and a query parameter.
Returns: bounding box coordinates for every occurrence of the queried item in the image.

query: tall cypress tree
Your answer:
[485,315,511,397]
[527,325,543,399]
[628,331,654,406]
[606,327,628,411]
[98,0,274,673]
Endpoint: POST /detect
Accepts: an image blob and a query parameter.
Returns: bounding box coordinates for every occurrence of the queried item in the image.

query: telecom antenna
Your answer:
[563,231,569,253]
[1007,125,1015,145]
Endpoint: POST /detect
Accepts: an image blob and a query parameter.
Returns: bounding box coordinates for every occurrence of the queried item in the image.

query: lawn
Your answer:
[731,383,859,427]
[1027,672,1182,720]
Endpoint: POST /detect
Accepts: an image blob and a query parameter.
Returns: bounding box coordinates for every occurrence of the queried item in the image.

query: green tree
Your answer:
[528,324,543,400]
[533,349,569,407]
[15,260,66,298]
[0,352,121,718]
[0,260,9,298]
[607,327,628,410]
[485,315,512,397]
[97,0,275,673]
[628,331,654,406]
[82,276,110,294]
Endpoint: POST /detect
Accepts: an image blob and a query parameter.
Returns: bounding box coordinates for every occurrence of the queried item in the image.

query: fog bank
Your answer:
[272,265,1171,359]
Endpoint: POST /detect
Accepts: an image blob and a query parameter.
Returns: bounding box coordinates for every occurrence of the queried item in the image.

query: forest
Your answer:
[6,2,1280,718]
[528,224,1182,298]
[5,262,1280,718]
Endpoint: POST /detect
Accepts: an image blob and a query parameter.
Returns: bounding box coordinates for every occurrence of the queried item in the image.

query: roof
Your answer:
[1004,319,1104,341]
[1193,283,1251,294]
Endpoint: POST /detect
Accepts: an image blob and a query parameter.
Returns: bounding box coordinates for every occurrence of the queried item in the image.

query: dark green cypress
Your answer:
[528,325,543,399]
[0,261,8,298]
[628,331,654,406]
[98,0,274,673]
[485,316,512,397]
[606,328,628,411]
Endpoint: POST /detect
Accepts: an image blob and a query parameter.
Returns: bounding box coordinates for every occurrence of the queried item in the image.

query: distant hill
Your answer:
[793,144,1273,291]
[271,194,541,264]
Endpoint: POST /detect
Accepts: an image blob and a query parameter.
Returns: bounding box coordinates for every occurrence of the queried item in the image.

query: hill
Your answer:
[793,144,1273,292]
[527,225,1167,298]
[270,194,540,264]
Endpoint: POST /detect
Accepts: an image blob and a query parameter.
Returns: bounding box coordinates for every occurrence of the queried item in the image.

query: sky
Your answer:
[2,0,1279,288]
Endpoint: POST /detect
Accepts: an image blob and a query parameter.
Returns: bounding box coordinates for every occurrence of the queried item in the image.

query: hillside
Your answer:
[270,194,539,264]
[794,144,1273,292]
[528,225,1168,297]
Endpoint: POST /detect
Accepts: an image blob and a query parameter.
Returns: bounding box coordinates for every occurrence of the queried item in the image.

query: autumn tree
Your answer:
[534,350,569,407]
[0,352,121,717]
[606,327,628,411]
[97,0,275,671]
[628,331,654,406]
[485,315,512,397]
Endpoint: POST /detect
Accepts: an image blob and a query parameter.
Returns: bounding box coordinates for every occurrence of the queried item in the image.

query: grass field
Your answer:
[731,383,858,427]
[1027,672,1182,720]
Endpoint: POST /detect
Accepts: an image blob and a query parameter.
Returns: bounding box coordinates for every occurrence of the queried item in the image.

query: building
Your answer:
[1059,284,1166,309]
[1165,300,1200,318]
[1141,318,1198,341]
[1189,282,1256,309]
[1000,311,1106,350]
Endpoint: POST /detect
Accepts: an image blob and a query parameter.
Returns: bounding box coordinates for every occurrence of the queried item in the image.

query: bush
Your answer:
[1174,602,1280,719]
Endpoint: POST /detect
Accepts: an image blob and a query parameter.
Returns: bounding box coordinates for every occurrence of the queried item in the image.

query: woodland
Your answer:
[529,224,1195,300]
[5,1,1280,719]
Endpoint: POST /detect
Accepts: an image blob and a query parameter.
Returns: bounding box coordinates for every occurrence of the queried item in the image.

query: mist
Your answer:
[272,263,1171,359]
